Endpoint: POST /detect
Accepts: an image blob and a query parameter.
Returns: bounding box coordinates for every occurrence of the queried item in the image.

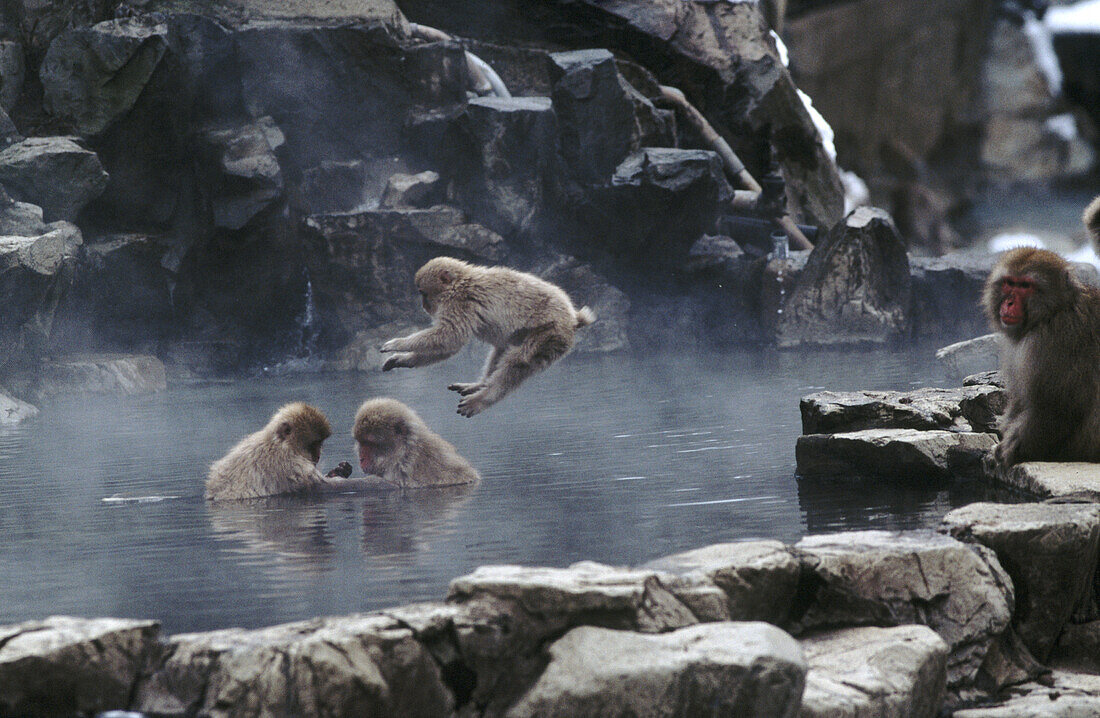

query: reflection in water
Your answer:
[0,344,1003,633]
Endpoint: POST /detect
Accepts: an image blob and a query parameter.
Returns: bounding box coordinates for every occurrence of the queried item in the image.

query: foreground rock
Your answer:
[800,625,948,718]
[796,429,997,479]
[801,386,1005,435]
[777,207,910,348]
[942,502,1100,662]
[953,671,1100,717]
[136,613,453,717]
[643,540,800,625]
[507,622,806,718]
[793,530,1013,688]
[990,462,1100,501]
[0,616,160,718]
[0,137,108,222]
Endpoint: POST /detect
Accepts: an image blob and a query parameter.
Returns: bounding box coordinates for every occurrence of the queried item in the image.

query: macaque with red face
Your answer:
[983,245,1100,466]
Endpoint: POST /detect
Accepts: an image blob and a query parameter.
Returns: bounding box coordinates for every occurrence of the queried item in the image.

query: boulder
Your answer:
[134,614,452,718]
[35,354,168,400]
[41,18,169,136]
[952,670,1100,717]
[909,254,997,339]
[990,462,1100,501]
[942,502,1100,662]
[0,222,82,372]
[507,622,806,718]
[800,625,948,718]
[936,333,1002,381]
[0,188,49,236]
[793,530,1014,688]
[800,385,1006,435]
[199,116,284,230]
[538,256,630,353]
[0,104,21,149]
[548,49,639,186]
[296,160,373,214]
[0,40,25,113]
[1054,620,1100,673]
[796,429,997,479]
[0,389,37,424]
[0,137,108,222]
[0,616,160,718]
[642,540,801,625]
[379,170,445,209]
[777,207,910,348]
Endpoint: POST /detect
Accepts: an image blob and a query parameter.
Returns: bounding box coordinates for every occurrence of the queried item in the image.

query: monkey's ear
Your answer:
[438,269,453,285]
[394,421,408,436]
[276,421,293,440]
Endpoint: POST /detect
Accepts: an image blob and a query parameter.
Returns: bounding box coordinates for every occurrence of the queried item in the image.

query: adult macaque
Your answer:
[354,397,480,487]
[380,257,595,416]
[205,403,332,500]
[983,246,1100,465]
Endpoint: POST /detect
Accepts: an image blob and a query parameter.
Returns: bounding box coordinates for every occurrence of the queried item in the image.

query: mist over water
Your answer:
[0,344,993,634]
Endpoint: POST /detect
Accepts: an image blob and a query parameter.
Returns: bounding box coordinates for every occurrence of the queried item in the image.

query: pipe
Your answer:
[408,23,511,99]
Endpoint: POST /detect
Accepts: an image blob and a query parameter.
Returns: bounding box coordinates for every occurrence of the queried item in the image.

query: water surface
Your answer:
[0,345,993,634]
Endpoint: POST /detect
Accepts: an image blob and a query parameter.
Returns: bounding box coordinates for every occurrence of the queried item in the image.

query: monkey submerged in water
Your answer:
[983,239,1100,466]
[354,398,480,488]
[380,257,595,416]
[206,402,332,500]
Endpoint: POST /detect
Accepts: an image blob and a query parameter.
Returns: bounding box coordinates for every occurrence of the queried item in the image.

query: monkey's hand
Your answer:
[380,337,411,353]
[448,382,484,396]
[382,352,416,371]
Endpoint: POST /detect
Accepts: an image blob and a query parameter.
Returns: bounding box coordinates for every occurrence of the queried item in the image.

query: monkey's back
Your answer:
[206,430,324,500]
[403,425,480,487]
[470,266,581,345]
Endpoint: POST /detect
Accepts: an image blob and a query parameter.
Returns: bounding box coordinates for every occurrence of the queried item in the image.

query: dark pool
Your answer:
[0,344,993,634]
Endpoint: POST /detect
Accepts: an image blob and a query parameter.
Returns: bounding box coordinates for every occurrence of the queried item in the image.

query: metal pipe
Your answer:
[408,23,510,99]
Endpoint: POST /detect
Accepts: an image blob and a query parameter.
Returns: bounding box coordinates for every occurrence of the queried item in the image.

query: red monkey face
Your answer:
[999,276,1035,327]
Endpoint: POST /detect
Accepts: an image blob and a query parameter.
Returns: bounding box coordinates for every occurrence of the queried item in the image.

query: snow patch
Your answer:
[1023,12,1063,95]
[1046,0,1100,34]
[988,233,1046,253]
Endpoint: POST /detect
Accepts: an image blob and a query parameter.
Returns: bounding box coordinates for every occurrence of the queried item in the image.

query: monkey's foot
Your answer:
[457,394,489,417]
[448,382,484,395]
[379,338,406,353]
[382,352,415,371]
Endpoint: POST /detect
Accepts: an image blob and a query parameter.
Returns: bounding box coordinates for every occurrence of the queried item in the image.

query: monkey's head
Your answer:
[353,398,420,475]
[984,247,1081,340]
[269,402,331,464]
[415,257,470,315]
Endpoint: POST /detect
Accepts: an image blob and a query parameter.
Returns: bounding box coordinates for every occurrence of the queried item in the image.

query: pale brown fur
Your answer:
[206,402,332,500]
[353,397,480,487]
[380,257,596,416]
[1084,194,1100,252]
[983,246,1100,466]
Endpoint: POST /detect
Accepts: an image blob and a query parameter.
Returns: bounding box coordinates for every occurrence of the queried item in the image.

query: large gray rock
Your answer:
[135,613,452,718]
[507,622,806,718]
[548,49,639,186]
[793,530,1014,688]
[942,502,1100,662]
[936,333,1002,381]
[952,671,1100,717]
[0,616,160,718]
[796,429,997,479]
[1054,620,1100,672]
[378,170,445,210]
[777,207,911,348]
[909,254,997,339]
[0,222,82,372]
[0,137,108,222]
[41,18,169,136]
[643,540,801,625]
[200,117,284,230]
[0,41,25,113]
[800,625,948,718]
[991,462,1100,501]
[34,354,168,400]
[800,385,1006,435]
[0,389,37,424]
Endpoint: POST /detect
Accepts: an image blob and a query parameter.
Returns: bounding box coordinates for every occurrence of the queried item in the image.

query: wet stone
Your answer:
[800,385,1005,434]
[796,428,997,479]
[991,462,1100,501]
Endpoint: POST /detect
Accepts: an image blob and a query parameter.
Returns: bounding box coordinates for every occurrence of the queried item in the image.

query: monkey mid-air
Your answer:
[354,398,480,488]
[983,216,1100,467]
[380,257,596,416]
[205,402,332,500]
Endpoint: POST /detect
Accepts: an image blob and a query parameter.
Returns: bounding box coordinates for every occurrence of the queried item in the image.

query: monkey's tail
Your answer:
[575,306,597,328]
[1084,194,1100,252]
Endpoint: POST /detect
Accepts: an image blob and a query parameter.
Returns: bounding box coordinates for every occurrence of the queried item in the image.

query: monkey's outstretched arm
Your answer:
[380,316,473,371]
